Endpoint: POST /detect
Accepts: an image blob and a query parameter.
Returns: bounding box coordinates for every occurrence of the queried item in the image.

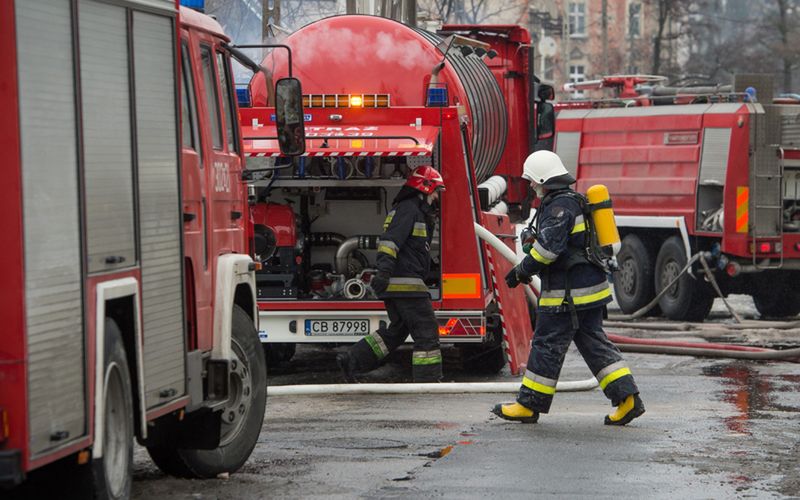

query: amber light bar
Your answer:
[302,94,390,108]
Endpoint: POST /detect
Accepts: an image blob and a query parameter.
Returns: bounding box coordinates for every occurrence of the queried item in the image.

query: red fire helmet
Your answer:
[405,166,446,195]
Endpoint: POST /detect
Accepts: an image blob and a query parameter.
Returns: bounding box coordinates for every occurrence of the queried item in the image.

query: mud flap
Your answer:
[479,213,534,375]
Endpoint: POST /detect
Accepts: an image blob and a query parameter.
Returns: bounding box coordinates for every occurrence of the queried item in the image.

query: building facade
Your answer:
[527,0,658,99]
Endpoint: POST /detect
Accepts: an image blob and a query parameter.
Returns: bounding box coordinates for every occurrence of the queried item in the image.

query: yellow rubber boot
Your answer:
[604,394,645,426]
[491,402,539,423]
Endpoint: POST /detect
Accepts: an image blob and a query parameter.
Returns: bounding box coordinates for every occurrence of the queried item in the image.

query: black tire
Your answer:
[147,305,267,478]
[145,443,194,478]
[460,343,507,374]
[263,342,296,369]
[752,276,800,318]
[654,236,714,321]
[613,234,658,315]
[93,319,134,500]
[5,322,134,500]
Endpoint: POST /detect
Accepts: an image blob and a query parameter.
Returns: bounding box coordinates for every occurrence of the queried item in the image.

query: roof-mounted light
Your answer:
[302,94,390,108]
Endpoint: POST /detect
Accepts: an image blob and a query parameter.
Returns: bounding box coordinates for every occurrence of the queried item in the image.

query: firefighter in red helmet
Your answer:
[337,165,446,382]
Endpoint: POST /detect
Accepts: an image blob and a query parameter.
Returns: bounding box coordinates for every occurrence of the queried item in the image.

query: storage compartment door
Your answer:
[133,11,186,408]
[17,0,86,456]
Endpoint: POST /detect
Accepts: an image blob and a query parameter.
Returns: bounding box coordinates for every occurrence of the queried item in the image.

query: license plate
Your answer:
[304,319,370,336]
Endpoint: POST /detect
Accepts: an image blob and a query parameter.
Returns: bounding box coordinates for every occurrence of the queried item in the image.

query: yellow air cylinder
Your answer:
[586,184,621,256]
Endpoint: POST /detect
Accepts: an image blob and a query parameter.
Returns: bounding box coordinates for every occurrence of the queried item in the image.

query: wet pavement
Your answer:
[131,296,800,498]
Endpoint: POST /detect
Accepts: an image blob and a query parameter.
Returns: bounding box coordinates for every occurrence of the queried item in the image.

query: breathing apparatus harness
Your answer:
[524,189,614,329]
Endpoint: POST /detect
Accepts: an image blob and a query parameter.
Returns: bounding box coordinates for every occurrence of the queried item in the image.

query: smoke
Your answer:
[291,22,431,71]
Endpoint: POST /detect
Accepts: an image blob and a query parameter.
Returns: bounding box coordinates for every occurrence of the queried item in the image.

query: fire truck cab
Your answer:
[1,2,268,497]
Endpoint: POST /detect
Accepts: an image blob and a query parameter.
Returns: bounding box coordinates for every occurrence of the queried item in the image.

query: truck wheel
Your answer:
[655,236,714,321]
[613,234,658,315]
[150,305,266,478]
[93,319,134,500]
[263,343,296,369]
[752,277,800,318]
[460,344,507,374]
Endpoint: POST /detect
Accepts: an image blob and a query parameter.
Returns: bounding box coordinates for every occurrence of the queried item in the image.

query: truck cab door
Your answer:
[191,37,246,350]
[180,37,209,349]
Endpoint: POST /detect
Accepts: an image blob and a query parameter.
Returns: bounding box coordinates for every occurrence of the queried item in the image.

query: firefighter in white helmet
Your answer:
[492,150,645,425]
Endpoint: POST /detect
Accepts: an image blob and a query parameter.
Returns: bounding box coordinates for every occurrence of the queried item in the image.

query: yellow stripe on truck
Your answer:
[442,274,481,299]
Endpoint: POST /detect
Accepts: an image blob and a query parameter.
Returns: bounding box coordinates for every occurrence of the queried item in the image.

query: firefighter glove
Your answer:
[370,271,390,295]
[505,265,531,289]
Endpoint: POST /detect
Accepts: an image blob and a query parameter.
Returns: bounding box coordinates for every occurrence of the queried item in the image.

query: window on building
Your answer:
[628,2,641,38]
[569,64,586,97]
[569,2,586,37]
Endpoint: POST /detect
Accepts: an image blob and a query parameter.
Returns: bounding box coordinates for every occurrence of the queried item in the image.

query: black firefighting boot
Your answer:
[491,402,539,423]
[336,352,359,383]
[604,394,645,426]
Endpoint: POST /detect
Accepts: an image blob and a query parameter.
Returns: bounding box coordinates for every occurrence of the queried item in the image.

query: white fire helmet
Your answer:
[522,150,575,188]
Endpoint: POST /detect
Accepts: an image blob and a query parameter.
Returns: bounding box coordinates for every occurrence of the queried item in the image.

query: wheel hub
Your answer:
[619,258,637,295]
[219,339,253,447]
[661,260,681,299]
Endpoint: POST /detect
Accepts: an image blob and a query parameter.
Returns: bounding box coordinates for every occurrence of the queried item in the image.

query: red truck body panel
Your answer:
[558,103,800,260]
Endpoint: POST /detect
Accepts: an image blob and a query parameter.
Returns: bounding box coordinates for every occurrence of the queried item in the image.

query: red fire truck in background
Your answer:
[235,16,551,374]
[0,3,287,497]
[557,75,800,321]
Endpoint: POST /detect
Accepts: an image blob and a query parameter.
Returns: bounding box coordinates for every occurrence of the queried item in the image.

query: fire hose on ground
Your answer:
[269,226,800,398]
[267,379,597,396]
[474,223,800,362]
[267,225,600,398]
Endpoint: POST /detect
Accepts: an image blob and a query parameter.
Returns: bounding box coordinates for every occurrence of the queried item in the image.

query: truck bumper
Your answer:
[0,449,23,487]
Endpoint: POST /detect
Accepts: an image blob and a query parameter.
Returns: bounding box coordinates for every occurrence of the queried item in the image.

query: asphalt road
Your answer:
[131,296,800,499]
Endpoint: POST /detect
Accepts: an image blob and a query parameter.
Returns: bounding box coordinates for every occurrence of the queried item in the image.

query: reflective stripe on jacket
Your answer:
[520,189,611,312]
[376,194,435,298]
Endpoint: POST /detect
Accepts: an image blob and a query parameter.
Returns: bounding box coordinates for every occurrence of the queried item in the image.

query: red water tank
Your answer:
[250,15,508,182]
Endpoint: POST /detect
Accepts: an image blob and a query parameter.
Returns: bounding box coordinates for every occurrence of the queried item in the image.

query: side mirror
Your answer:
[275,77,306,156]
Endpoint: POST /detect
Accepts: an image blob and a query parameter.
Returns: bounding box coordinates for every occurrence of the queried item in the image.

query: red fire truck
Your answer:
[0,3,286,497]
[557,75,800,321]
[235,17,549,374]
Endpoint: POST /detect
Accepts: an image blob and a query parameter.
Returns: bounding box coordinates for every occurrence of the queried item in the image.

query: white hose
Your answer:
[478,176,508,205]
[473,222,539,305]
[472,222,598,392]
[268,379,598,396]
[270,223,599,397]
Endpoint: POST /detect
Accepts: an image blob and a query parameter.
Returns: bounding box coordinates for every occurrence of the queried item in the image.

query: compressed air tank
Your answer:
[250,15,508,182]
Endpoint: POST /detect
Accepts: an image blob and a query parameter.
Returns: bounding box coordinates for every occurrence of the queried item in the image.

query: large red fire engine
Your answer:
[557,75,800,321]
[234,16,549,374]
[1,3,274,497]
